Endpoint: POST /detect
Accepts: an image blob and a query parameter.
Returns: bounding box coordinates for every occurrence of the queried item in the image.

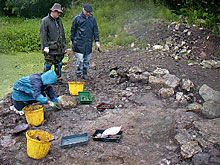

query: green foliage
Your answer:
[161,0,220,31]
[0,17,40,53]
[0,0,178,53]
[3,0,72,18]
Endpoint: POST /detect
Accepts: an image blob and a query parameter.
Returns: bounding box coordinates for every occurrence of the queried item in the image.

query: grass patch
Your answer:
[0,52,43,99]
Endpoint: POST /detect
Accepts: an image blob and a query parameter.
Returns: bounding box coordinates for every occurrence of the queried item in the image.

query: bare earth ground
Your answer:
[0,20,220,165]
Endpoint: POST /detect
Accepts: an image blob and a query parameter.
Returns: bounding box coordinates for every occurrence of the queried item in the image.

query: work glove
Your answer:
[48,101,56,107]
[43,47,49,54]
[95,42,101,52]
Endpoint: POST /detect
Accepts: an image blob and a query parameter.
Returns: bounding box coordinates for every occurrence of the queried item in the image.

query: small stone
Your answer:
[120,90,133,97]
[109,70,118,78]
[175,129,192,145]
[175,24,180,30]
[176,92,184,101]
[163,74,180,88]
[149,76,166,85]
[0,135,16,148]
[193,118,220,144]
[187,103,202,111]
[145,86,152,90]
[200,51,208,60]
[131,42,135,48]
[181,79,194,92]
[58,95,77,108]
[181,141,202,158]
[202,101,220,118]
[153,68,170,75]
[192,153,210,165]
[128,66,143,74]
[158,88,175,98]
[201,60,220,69]
[183,29,188,33]
[187,31,191,36]
[199,84,220,102]
[153,45,164,50]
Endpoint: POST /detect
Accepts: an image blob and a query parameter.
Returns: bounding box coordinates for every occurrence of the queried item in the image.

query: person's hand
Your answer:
[95,42,101,52]
[48,101,56,107]
[95,42,100,49]
[44,47,49,54]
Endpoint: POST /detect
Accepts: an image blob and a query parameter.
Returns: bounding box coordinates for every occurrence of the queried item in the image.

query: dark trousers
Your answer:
[44,53,64,77]
[12,99,36,111]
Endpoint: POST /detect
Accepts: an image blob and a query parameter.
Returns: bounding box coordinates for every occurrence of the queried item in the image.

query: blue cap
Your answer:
[83,3,92,13]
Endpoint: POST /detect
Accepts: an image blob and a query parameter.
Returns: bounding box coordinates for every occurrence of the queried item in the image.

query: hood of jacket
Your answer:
[41,70,57,85]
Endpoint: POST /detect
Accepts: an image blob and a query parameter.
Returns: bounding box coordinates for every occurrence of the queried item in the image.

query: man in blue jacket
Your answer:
[11,70,58,115]
[71,3,100,80]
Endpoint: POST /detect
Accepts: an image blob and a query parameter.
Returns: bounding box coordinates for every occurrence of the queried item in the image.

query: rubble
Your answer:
[202,101,220,118]
[158,88,175,98]
[180,141,202,158]
[181,79,194,92]
[199,84,220,102]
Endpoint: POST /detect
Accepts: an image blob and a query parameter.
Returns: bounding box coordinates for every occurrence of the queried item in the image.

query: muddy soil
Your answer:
[0,20,220,165]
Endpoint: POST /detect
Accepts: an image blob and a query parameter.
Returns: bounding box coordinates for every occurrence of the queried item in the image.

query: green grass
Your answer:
[0,52,43,99]
[0,0,178,99]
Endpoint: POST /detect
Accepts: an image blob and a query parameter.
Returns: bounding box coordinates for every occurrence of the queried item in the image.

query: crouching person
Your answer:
[11,70,59,115]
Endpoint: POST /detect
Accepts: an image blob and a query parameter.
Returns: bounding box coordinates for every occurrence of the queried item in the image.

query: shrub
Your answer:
[4,0,72,18]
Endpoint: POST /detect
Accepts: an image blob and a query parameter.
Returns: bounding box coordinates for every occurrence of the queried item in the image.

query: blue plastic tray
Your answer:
[61,133,89,149]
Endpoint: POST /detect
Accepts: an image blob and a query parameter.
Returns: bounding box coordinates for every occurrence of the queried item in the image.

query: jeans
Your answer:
[75,53,91,75]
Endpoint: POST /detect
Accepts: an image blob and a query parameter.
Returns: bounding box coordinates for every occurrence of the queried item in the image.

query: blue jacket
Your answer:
[12,70,57,104]
[71,12,99,55]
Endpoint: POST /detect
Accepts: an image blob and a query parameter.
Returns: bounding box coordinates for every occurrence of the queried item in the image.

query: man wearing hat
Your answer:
[40,3,66,80]
[71,3,100,80]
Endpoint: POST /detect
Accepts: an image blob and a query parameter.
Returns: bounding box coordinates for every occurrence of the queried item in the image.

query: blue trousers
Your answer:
[75,53,91,75]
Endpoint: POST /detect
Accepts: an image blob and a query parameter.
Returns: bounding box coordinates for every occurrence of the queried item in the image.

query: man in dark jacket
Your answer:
[71,3,100,80]
[40,3,66,79]
[11,70,58,115]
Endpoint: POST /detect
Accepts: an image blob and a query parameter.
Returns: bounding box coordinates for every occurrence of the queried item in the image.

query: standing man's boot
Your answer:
[44,63,52,72]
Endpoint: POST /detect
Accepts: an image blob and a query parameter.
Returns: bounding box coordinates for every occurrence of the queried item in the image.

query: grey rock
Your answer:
[192,153,210,165]
[163,74,180,88]
[175,24,180,31]
[128,73,149,83]
[141,116,174,141]
[187,31,192,36]
[153,45,163,50]
[175,129,193,145]
[193,118,220,144]
[153,68,169,75]
[176,92,183,101]
[181,79,194,92]
[179,48,187,54]
[158,88,175,98]
[120,90,133,97]
[145,86,152,90]
[109,70,118,78]
[181,141,202,158]
[199,84,220,102]
[201,60,220,69]
[202,101,220,118]
[58,95,77,108]
[0,135,16,148]
[149,76,166,85]
[128,66,143,74]
[187,103,202,111]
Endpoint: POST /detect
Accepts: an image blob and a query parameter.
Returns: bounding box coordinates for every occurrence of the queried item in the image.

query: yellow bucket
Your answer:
[68,81,85,95]
[26,130,54,159]
[23,105,44,126]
